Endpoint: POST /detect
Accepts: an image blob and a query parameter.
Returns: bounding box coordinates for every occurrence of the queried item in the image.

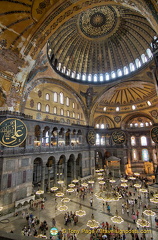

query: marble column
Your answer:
[54,164,57,185]
[74,160,76,179]
[41,166,45,192]
[64,162,67,186]
[47,167,51,192]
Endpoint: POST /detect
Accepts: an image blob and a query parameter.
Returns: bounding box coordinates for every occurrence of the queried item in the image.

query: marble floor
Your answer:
[0,178,157,240]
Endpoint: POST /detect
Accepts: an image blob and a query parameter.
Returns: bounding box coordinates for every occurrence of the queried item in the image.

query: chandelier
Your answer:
[111,210,124,224]
[57,202,68,211]
[150,197,158,203]
[66,188,74,193]
[76,204,86,217]
[72,179,79,183]
[109,179,116,183]
[98,180,105,185]
[57,180,64,184]
[120,178,128,182]
[88,180,95,184]
[120,183,128,187]
[143,209,156,216]
[87,214,99,229]
[61,198,70,203]
[81,183,88,187]
[129,176,136,180]
[134,183,141,188]
[55,192,64,197]
[68,184,75,188]
[97,177,104,180]
[136,215,150,227]
[139,188,148,193]
[134,172,140,176]
[36,190,44,195]
[50,187,58,191]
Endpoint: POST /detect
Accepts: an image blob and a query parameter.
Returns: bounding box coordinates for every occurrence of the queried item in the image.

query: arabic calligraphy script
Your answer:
[112,131,126,144]
[151,127,158,143]
[0,118,27,147]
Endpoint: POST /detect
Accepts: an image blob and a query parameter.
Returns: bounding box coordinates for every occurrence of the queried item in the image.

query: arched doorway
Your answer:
[67,154,75,183]
[33,158,42,186]
[46,156,55,190]
[76,153,82,179]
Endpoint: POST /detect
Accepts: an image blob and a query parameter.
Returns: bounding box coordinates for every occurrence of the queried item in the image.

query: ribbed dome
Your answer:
[47,5,156,84]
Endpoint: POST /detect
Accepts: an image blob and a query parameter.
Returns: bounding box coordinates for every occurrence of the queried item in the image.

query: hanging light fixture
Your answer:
[61,198,70,203]
[81,183,88,187]
[72,179,79,184]
[58,180,64,184]
[88,180,94,184]
[120,183,128,187]
[98,180,105,185]
[153,193,158,198]
[111,210,124,224]
[143,209,156,217]
[129,176,136,180]
[76,204,86,217]
[36,190,44,195]
[136,214,150,227]
[66,188,74,193]
[97,177,104,180]
[57,202,68,211]
[134,183,141,188]
[139,188,148,193]
[120,178,128,182]
[68,184,75,188]
[150,197,158,203]
[86,214,99,229]
[109,179,116,183]
[50,187,58,191]
[55,192,64,197]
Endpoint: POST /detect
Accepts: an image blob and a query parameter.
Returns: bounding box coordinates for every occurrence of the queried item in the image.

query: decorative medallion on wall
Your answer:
[150,110,158,119]
[87,130,95,145]
[151,127,158,143]
[0,118,27,147]
[112,130,126,144]
[114,116,121,123]
[79,6,117,39]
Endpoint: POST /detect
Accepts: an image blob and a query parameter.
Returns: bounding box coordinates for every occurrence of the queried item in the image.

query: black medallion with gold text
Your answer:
[0,118,27,147]
[112,130,126,144]
[87,130,95,145]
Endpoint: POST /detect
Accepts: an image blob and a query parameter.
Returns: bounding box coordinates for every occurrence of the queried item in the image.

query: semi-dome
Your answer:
[47,4,156,84]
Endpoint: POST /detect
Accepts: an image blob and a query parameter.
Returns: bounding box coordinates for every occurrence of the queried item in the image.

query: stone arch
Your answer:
[33,157,43,186]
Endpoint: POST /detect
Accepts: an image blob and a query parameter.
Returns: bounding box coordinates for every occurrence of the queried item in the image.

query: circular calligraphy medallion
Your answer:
[112,130,126,144]
[87,130,95,145]
[151,127,158,143]
[0,118,27,147]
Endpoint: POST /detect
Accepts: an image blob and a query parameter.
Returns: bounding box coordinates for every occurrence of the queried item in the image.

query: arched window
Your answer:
[135,58,141,68]
[88,74,92,82]
[96,133,100,145]
[58,62,61,71]
[37,102,41,111]
[140,136,147,146]
[131,136,136,146]
[94,74,97,82]
[67,110,70,117]
[72,102,75,109]
[71,71,75,78]
[142,149,149,161]
[117,69,122,77]
[82,74,86,81]
[111,71,116,79]
[141,54,147,63]
[129,63,135,72]
[100,74,104,81]
[46,93,50,100]
[72,112,75,118]
[53,107,57,114]
[132,149,138,161]
[77,113,80,119]
[146,48,152,58]
[101,136,105,145]
[101,124,104,129]
[123,66,129,75]
[140,123,144,127]
[66,97,69,106]
[54,92,58,102]
[105,73,109,81]
[60,92,64,104]
[45,104,50,112]
[60,108,64,116]
[76,73,80,79]
[96,124,99,128]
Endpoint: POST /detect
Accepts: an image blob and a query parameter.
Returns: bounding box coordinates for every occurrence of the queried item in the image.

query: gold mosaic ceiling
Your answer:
[48,4,156,83]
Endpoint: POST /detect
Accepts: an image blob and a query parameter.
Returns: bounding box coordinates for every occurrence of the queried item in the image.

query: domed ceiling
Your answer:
[48,4,156,84]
